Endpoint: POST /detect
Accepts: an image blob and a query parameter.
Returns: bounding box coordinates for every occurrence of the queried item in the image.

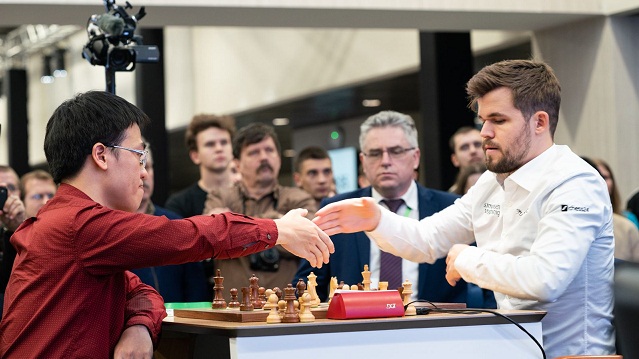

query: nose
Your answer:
[480,122,493,139]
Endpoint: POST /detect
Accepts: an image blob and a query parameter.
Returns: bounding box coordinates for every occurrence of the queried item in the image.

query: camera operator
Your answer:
[0,165,26,319]
[205,123,317,296]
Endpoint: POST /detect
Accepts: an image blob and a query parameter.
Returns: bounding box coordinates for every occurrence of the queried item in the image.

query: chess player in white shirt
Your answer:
[313,59,615,359]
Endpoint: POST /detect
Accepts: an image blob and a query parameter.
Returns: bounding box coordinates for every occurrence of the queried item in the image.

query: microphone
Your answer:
[96,13,125,36]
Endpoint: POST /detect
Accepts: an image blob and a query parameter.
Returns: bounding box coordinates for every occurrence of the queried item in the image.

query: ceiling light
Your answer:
[272,118,289,126]
[53,48,67,78]
[362,99,381,107]
[40,55,54,84]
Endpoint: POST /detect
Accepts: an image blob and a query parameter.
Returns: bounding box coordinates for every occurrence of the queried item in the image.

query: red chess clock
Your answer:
[327,290,405,319]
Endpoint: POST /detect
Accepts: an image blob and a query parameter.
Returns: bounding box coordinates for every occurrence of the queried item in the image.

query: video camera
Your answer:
[82,0,159,72]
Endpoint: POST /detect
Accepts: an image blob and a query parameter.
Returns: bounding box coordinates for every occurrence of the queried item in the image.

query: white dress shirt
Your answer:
[369,182,419,300]
[368,145,615,358]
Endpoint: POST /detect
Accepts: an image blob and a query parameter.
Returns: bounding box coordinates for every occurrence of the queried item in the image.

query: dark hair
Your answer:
[44,91,150,183]
[294,146,330,173]
[452,162,487,196]
[233,123,280,159]
[449,126,480,152]
[592,158,622,215]
[185,114,236,153]
[466,59,561,137]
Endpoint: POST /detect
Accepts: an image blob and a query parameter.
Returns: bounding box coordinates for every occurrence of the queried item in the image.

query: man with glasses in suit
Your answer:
[295,111,466,304]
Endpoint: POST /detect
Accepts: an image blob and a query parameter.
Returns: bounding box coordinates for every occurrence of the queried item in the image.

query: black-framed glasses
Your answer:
[107,145,148,167]
[362,146,416,160]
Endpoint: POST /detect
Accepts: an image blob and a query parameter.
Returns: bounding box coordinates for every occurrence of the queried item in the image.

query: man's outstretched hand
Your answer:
[313,197,381,236]
[275,208,334,268]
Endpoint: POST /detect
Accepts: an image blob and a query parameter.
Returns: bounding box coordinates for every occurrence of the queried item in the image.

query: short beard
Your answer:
[485,123,531,174]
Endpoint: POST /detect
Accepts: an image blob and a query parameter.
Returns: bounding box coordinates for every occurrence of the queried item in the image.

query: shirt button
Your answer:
[267,233,271,240]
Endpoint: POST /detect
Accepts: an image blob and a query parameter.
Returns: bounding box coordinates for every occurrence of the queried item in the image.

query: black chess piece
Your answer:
[228,288,240,308]
[212,269,227,309]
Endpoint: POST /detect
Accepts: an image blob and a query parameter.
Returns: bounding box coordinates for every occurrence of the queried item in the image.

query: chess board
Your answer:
[174,305,329,323]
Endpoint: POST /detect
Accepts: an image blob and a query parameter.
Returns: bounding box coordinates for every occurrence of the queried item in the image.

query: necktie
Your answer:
[380,198,405,291]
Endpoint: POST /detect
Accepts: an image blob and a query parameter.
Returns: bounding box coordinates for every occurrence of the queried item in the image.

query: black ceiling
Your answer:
[234,71,420,130]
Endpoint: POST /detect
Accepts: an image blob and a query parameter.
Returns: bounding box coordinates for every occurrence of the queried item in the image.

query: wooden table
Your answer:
[157,309,546,359]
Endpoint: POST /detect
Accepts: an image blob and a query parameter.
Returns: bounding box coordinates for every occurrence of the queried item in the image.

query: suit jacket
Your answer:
[294,182,467,303]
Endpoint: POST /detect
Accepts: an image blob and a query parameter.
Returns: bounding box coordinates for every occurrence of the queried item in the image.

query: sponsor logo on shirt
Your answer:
[560,204,589,212]
[483,202,501,216]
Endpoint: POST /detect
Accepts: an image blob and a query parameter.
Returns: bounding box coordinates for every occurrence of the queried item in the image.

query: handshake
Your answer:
[273,198,382,269]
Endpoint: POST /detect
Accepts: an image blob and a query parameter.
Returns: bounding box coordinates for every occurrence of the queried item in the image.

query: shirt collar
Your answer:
[505,144,557,192]
[371,181,418,210]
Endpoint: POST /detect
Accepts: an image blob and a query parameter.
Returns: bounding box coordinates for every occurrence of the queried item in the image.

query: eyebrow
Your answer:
[478,112,508,120]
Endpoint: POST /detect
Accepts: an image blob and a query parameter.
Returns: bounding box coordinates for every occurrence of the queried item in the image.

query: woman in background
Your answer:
[590,158,639,263]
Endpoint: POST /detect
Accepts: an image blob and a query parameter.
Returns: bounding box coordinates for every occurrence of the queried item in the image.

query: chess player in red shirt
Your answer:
[0,90,333,359]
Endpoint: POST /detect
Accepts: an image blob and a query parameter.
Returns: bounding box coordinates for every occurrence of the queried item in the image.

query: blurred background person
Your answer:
[294,146,334,208]
[20,170,56,219]
[205,123,317,295]
[132,143,209,302]
[591,158,639,263]
[0,166,26,319]
[451,162,487,196]
[165,114,236,218]
[448,126,483,192]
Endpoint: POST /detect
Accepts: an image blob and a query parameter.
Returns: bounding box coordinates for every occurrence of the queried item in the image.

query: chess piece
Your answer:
[249,274,262,309]
[212,269,227,309]
[228,288,240,309]
[402,280,416,316]
[307,272,320,307]
[258,287,267,308]
[378,281,389,291]
[350,284,358,291]
[361,264,371,291]
[342,284,350,290]
[296,278,306,299]
[240,287,254,311]
[266,293,282,324]
[299,293,315,323]
[273,287,283,301]
[282,284,300,323]
[357,283,364,291]
[328,277,338,303]
[263,289,275,310]
[278,297,286,318]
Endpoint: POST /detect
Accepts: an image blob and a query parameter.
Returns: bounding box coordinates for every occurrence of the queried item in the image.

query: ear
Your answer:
[189,150,200,165]
[92,143,109,171]
[293,172,302,187]
[451,154,460,168]
[412,147,421,170]
[533,111,550,135]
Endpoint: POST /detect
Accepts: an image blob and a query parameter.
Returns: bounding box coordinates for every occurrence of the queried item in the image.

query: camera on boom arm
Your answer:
[82,0,159,72]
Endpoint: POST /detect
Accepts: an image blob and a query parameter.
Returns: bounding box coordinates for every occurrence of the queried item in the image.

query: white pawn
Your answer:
[263,289,275,310]
[266,293,281,324]
[299,293,315,323]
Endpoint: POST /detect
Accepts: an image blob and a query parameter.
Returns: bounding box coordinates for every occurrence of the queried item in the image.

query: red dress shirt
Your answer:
[0,184,278,358]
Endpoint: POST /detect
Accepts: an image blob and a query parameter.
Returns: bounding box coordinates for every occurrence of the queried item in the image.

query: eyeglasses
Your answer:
[362,146,416,160]
[107,145,148,167]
